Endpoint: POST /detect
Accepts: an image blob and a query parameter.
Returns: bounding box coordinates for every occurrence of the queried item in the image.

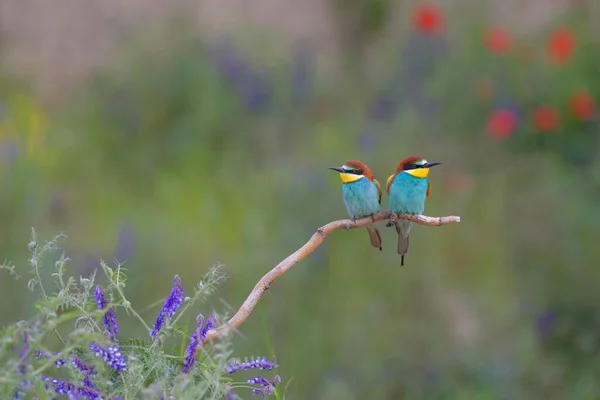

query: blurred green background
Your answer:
[2,0,600,398]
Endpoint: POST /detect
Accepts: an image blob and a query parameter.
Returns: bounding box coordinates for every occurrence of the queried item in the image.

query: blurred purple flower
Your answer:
[249,375,281,397]
[290,45,313,106]
[204,39,271,112]
[492,98,523,118]
[239,73,271,112]
[1,139,18,166]
[357,129,377,152]
[401,34,447,84]
[368,96,396,120]
[151,275,185,337]
[113,223,136,263]
[90,343,126,372]
[49,191,68,223]
[182,313,216,373]
[205,40,250,86]
[226,356,278,374]
[536,310,557,339]
[377,33,446,121]
[95,286,119,342]
[81,253,102,277]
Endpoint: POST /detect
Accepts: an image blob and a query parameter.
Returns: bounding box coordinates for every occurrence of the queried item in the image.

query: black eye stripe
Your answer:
[343,169,363,175]
[403,163,424,170]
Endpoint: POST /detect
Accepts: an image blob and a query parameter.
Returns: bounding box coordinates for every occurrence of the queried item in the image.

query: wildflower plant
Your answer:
[0,230,284,399]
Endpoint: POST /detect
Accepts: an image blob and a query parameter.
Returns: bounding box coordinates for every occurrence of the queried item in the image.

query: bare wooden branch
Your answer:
[199,210,461,347]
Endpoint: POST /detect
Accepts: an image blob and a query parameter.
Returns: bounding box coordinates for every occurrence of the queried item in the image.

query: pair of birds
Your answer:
[329,156,441,266]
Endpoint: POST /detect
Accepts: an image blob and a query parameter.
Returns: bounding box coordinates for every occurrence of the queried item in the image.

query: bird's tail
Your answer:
[366,225,383,251]
[394,220,412,266]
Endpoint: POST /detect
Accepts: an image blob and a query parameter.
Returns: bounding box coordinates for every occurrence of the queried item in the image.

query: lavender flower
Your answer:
[182,313,216,373]
[536,310,557,339]
[90,343,126,372]
[94,286,119,342]
[248,375,281,397]
[151,275,184,337]
[226,356,278,374]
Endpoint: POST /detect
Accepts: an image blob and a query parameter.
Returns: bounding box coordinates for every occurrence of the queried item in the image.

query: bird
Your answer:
[386,156,441,266]
[329,160,383,250]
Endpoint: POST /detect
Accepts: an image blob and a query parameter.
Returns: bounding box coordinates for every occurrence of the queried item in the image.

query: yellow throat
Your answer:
[404,168,430,179]
[340,173,364,183]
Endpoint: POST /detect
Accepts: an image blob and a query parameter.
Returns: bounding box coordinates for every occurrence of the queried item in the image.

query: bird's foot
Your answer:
[345,216,357,230]
[371,215,377,223]
[386,213,398,227]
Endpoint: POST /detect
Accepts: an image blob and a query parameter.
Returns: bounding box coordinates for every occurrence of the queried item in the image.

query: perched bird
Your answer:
[329,160,383,250]
[386,156,441,266]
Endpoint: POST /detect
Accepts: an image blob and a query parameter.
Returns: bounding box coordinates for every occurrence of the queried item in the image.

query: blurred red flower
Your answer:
[547,27,575,64]
[487,109,517,140]
[570,91,595,120]
[485,28,512,55]
[532,106,559,132]
[412,3,444,35]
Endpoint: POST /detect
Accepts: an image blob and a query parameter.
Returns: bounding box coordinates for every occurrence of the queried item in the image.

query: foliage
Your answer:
[0,231,283,399]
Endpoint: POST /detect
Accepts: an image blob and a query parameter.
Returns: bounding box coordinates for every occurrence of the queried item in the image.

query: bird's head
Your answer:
[396,156,441,179]
[329,160,374,183]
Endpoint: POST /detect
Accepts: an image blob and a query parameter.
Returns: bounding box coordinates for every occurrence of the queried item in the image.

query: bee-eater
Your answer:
[386,156,441,266]
[329,160,383,250]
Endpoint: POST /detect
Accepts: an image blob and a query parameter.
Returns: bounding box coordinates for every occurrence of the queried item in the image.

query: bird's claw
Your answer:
[386,213,398,227]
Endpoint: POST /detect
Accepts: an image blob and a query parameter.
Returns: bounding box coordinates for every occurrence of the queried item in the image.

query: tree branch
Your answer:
[200,210,461,346]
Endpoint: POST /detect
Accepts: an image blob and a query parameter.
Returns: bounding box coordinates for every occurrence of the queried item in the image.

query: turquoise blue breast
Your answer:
[389,173,428,214]
[341,177,381,218]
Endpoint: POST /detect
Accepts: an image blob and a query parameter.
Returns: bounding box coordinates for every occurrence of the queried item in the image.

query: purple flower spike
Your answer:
[71,356,96,377]
[42,376,103,399]
[226,356,278,374]
[182,313,216,373]
[94,286,119,342]
[42,377,75,395]
[90,343,126,372]
[249,375,281,397]
[14,332,32,399]
[151,275,185,337]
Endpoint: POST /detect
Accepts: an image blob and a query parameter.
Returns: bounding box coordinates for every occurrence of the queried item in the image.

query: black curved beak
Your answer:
[329,166,345,173]
[424,162,441,168]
